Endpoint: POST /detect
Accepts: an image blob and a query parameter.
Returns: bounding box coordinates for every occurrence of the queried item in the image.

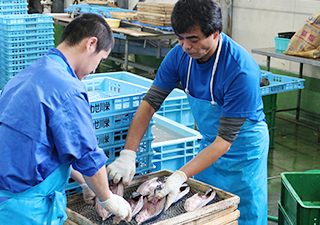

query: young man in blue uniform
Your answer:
[0,13,131,224]
[107,0,269,224]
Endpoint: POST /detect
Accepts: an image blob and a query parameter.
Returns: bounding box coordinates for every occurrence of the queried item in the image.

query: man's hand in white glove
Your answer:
[99,193,132,224]
[149,170,188,211]
[106,150,136,186]
[79,183,96,205]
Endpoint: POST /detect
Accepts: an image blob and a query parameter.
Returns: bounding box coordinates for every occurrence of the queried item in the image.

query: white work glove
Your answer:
[106,150,136,186]
[149,170,188,211]
[79,183,96,205]
[98,193,132,224]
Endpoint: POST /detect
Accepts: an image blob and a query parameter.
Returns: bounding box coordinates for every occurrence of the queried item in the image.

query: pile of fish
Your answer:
[93,177,217,224]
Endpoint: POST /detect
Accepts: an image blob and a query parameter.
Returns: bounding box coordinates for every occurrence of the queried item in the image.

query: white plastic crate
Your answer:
[151,114,202,172]
[86,72,195,129]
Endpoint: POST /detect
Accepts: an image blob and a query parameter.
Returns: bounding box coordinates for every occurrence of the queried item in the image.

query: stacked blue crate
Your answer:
[65,77,155,195]
[0,14,54,89]
[0,0,28,16]
[67,4,134,18]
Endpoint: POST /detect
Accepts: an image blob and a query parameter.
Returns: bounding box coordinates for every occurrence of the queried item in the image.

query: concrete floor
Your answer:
[267,112,320,224]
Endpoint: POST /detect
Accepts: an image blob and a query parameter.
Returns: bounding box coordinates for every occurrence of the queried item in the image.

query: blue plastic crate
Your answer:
[151,114,202,172]
[261,73,305,96]
[0,58,37,68]
[275,37,291,51]
[84,77,148,117]
[65,138,155,195]
[0,34,54,43]
[0,21,53,31]
[92,110,135,132]
[104,143,154,173]
[0,9,28,15]
[0,14,53,24]
[86,72,195,129]
[68,4,93,13]
[1,40,54,50]
[1,45,52,54]
[0,27,54,37]
[0,0,27,3]
[0,3,27,10]
[95,122,153,148]
[0,50,48,60]
[90,5,133,18]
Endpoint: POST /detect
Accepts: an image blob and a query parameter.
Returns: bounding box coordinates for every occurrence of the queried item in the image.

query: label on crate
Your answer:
[91,101,111,114]
[271,85,285,92]
[93,117,110,130]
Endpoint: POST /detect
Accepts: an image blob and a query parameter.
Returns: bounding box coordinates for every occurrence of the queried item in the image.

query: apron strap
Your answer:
[185,33,223,107]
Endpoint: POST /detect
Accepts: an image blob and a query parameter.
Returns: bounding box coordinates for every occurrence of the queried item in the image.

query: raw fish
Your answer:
[184,188,216,212]
[127,192,144,218]
[136,177,165,196]
[94,180,124,220]
[109,180,124,196]
[171,183,190,205]
[94,197,112,221]
[135,185,166,225]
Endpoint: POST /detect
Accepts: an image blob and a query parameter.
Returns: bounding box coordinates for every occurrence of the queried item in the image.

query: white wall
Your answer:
[232,0,320,78]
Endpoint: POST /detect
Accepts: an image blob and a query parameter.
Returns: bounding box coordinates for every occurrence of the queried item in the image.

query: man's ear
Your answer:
[85,37,98,52]
[213,31,219,39]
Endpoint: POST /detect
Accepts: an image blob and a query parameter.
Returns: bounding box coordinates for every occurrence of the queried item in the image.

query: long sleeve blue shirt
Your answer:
[0,48,107,193]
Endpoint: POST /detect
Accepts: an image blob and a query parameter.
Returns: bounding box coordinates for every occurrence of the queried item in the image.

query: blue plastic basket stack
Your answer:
[0,13,54,89]
[65,76,155,195]
[0,0,28,16]
[67,4,134,18]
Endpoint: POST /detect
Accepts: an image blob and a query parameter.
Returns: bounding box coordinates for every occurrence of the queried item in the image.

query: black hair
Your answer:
[60,13,114,52]
[171,0,223,37]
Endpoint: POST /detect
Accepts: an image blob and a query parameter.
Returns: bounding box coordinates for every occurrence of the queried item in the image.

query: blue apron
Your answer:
[185,34,269,224]
[0,53,73,224]
[0,164,71,224]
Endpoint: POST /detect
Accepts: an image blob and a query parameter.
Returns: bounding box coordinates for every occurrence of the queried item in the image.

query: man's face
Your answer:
[177,25,219,62]
[78,48,111,80]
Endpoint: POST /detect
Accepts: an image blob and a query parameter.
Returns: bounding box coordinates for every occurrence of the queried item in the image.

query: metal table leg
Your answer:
[296,63,303,120]
[124,39,129,71]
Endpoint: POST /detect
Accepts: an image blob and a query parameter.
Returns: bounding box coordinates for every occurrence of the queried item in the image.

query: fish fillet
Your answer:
[184,188,216,212]
[94,181,124,220]
[136,177,164,196]
[135,185,166,225]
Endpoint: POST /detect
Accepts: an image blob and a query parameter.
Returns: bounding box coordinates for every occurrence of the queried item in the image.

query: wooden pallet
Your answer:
[137,2,173,27]
[137,2,174,14]
[64,169,240,225]
[110,11,138,21]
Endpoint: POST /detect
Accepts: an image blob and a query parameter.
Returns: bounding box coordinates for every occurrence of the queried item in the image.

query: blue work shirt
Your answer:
[0,48,107,193]
[154,32,265,121]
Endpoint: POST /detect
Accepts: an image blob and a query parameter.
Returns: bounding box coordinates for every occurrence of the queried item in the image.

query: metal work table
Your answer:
[53,14,177,73]
[252,48,320,141]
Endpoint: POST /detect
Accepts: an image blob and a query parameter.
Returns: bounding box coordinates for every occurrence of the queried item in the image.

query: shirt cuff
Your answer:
[72,146,108,177]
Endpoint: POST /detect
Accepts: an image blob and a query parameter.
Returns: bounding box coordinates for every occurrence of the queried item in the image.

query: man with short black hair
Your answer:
[107,1,269,224]
[0,13,131,224]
